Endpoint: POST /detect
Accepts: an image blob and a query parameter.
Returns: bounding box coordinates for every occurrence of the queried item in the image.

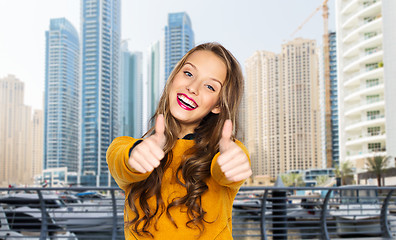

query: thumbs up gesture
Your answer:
[217,120,252,182]
[128,114,166,173]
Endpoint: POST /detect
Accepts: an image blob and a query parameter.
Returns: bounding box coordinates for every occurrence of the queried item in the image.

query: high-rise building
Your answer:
[164,12,195,80]
[329,32,339,167]
[336,0,396,171]
[80,0,121,186]
[119,42,144,138]
[129,52,144,138]
[119,42,133,137]
[32,109,44,179]
[44,18,79,176]
[147,40,165,121]
[244,38,322,179]
[0,75,33,186]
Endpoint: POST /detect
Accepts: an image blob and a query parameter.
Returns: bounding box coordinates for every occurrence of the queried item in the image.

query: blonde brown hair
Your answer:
[126,42,244,237]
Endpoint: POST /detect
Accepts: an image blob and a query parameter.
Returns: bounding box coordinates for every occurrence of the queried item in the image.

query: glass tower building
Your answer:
[329,32,339,167]
[130,52,144,138]
[44,18,79,177]
[119,42,144,138]
[164,12,195,80]
[147,40,165,122]
[80,0,121,186]
[119,42,133,137]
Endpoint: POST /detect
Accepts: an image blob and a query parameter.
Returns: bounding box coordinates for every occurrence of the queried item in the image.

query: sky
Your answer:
[0,0,335,110]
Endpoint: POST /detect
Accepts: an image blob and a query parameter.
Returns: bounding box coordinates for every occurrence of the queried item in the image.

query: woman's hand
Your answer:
[217,120,252,182]
[128,114,166,173]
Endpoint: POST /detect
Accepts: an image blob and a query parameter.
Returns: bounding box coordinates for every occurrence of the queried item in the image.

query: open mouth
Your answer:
[177,93,198,111]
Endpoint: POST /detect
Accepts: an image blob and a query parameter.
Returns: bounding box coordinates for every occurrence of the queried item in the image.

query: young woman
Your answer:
[107,42,251,239]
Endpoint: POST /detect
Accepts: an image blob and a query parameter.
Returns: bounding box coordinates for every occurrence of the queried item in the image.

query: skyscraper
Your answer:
[164,12,195,80]
[44,18,79,176]
[80,0,121,186]
[336,0,396,171]
[130,52,144,138]
[0,75,33,186]
[119,42,133,137]
[147,40,165,120]
[32,109,44,179]
[119,42,144,138]
[329,32,339,167]
[244,38,322,179]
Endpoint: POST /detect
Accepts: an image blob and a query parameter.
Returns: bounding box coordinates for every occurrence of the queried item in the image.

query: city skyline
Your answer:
[0,0,336,111]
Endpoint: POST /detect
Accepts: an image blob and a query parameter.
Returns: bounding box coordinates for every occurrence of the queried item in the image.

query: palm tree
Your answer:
[281,173,305,187]
[334,161,354,185]
[366,155,391,187]
[316,175,330,186]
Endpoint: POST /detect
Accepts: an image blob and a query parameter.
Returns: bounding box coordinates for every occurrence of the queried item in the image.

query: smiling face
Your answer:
[169,50,227,137]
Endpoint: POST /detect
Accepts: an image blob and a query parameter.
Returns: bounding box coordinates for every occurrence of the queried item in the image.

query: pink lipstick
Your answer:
[177,93,198,111]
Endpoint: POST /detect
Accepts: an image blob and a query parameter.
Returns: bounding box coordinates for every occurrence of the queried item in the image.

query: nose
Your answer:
[186,81,199,95]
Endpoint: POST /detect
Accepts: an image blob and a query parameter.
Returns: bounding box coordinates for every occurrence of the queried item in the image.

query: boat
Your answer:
[0,204,77,239]
[0,192,122,233]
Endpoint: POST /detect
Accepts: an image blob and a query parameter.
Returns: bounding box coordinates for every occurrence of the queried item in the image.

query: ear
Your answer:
[211,105,221,114]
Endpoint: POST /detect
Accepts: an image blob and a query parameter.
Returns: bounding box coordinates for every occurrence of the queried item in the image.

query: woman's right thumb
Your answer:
[154,114,166,145]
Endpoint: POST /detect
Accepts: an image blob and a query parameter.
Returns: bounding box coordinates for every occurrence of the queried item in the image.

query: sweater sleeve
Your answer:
[106,136,151,191]
[210,139,250,190]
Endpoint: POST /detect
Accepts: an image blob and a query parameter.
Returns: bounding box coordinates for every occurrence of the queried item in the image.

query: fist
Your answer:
[217,120,252,182]
[128,114,166,173]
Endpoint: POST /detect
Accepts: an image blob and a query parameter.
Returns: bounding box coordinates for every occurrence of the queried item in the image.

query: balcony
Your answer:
[341,1,381,29]
[343,50,383,74]
[346,147,387,161]
[344,67,383,87]
[345,131,386,146]
[345,98,384,116]
[1,186,396,239]
[341,0,359,16]
[343,17,382,44]
[345,115,385,131]
[344,82,384,100]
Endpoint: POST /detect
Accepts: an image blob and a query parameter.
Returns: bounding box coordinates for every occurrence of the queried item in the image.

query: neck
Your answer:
[178,124,197,139]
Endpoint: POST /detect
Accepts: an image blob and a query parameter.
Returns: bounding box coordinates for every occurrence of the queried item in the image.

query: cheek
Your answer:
[207,96,220,108]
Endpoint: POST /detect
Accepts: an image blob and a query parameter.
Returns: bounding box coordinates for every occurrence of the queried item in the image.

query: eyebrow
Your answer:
[184,62,224,87]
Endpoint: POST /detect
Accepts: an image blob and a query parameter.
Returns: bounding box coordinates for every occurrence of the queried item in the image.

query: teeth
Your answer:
[178,95,197,108]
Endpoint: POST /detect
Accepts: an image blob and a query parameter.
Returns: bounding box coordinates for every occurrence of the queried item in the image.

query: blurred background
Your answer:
[1,0,395,189]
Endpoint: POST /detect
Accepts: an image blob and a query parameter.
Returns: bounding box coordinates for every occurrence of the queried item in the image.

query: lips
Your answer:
[177,93,198,111]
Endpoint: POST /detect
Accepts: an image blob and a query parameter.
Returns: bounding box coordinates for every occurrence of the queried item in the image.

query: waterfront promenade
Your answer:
[1,186,396,239]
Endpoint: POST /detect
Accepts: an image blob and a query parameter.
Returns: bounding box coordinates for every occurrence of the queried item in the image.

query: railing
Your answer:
[0,187,125,240]
[233,186,396,240]
[1,186,396,239]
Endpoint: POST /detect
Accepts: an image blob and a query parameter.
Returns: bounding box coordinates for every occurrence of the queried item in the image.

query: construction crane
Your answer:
[290,0,332,168]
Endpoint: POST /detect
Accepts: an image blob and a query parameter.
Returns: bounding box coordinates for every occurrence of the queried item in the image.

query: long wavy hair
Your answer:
[126,42,244,237]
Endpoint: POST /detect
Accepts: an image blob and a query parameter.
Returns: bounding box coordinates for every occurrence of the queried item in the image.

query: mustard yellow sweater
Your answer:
[106,136,250,239]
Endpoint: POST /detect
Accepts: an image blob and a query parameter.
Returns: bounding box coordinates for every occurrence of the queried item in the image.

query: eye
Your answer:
[205,84,215,92]
[184,71,193,77]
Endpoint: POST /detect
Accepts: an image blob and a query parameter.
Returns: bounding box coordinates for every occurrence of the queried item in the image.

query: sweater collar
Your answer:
[181,133,195,140]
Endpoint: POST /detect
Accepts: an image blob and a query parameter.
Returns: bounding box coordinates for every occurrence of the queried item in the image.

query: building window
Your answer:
[367,110,380,120]
[364,32,377,39]
[368,142,381,152]
[366,94,380,103]
[365,62,379,71]
[365,46,379,55]
[366,78,379,87]
[367,126,380,136]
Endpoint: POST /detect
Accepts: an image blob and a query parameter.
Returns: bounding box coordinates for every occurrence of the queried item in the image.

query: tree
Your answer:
[335,161,354,185]
[366,155,391,187]
[316,175,330,186]
[281,173,305,187]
